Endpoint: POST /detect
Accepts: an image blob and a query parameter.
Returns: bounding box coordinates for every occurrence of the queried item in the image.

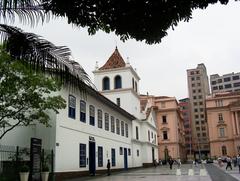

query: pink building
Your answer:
[206,91,240,157]
[140,95,186,161]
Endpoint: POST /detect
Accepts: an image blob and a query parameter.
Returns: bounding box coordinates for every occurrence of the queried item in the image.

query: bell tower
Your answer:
[93,47,141,118]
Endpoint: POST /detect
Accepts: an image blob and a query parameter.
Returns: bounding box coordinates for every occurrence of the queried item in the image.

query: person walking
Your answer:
[233,156,237,167]
[153,159,157,168]
[194,158,198,167]
[226,156,232,170]
[107,159,111,176]
[168,157,174,170]
[237,154,240,173]
[177,158,181,168]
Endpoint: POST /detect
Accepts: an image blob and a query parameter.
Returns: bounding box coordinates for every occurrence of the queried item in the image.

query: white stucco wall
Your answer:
[101,90,141,119]
[54,88,134,172]
[0,110,57,150]
[132,142,142,167]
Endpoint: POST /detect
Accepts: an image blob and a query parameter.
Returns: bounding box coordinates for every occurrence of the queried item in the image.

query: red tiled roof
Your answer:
[99,47,126,70]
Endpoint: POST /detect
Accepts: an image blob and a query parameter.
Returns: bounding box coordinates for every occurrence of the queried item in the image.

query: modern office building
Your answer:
[179,98,193,159]
[206,91,240,157]
[140,95,186,161]
[187,63,210,159]
[210,72,240,94]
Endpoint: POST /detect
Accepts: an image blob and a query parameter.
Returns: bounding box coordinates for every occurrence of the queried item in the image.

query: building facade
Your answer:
[179,98,193,159]
[1,48,159,180]
[206,92,240,158]
[210,72,240,94]
[1,85,136,179]
[140,95,186,161]
[187,63,210,158]
[93,47,159,166]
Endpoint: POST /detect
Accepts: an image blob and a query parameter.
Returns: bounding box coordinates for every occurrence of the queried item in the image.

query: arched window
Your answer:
[222,146,227,155]
[114,75,122,89]
[103,77,110,90]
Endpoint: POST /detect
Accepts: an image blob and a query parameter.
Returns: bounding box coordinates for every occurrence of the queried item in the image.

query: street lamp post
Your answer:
[197,138,201,160]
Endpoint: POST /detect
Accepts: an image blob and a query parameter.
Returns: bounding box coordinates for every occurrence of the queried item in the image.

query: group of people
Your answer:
[218,154,240,173]
[168,157,181,169]
[106,154,240,176]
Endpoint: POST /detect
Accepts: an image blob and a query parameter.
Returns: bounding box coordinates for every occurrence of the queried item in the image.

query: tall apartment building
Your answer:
[210,72,240,93]
[179,98,192,159]
[187,63,210,159]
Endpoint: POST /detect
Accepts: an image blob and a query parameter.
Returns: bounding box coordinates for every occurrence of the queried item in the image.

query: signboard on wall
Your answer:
[30,138,42,181]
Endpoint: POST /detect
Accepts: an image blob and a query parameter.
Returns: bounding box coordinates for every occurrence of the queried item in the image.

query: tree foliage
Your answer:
[0,0,50,26]
[0,48,66,139]
[1,0,238,44]
[0,24,94,91]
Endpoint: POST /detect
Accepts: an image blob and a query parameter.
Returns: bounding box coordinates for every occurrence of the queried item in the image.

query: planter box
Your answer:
[41,172,49,181]
[19,172,29,181]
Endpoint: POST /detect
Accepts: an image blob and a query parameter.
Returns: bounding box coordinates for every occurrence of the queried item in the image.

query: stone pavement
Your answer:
[213,162,240,180]
[66,163,211,181]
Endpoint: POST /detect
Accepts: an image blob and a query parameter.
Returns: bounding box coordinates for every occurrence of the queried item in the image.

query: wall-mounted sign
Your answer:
[30,138,42,181]
[89,136,95,142]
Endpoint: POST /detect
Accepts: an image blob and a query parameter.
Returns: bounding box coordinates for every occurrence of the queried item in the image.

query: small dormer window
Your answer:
[103,77,110,90]
[114,75,122,89]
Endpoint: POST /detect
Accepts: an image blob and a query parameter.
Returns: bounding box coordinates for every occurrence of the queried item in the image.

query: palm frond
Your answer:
[0,24,95,92]
[0,0,50,26]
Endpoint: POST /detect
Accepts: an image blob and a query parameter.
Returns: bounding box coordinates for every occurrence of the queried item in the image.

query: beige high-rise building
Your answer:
[187,63,210,159]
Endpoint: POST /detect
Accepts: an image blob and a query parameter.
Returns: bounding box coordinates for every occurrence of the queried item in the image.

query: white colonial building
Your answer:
[93,47,158,167]
[1,47,158,180]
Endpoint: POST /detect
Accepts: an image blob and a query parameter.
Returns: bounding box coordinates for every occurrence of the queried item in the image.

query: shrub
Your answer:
[20,164,29,172]
[42,164,49,172]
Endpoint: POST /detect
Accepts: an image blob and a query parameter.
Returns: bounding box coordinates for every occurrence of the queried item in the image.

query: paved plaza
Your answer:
[66,163,211,181]
[210,162,240,181]
[65,163,240,181]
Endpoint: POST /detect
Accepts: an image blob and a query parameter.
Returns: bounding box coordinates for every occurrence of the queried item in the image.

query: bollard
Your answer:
[200,168,207,176]
[176,168,181,176]
[188,168,194,176]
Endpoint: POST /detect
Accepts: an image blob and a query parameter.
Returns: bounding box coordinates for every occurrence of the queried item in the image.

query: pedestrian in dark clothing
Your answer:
[107,159,111,176]
[226,156,232,170]
[237,155,240,173]
[233,156,237,167]
[168,157,174,170]
[153,159,157,167]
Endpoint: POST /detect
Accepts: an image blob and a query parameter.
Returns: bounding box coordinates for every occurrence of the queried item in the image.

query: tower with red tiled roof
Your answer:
[93,48,159,167]
[99,47,126,70]
[93,47,141,118]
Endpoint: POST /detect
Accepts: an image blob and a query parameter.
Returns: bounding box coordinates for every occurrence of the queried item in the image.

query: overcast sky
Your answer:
[12,1,240,100]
